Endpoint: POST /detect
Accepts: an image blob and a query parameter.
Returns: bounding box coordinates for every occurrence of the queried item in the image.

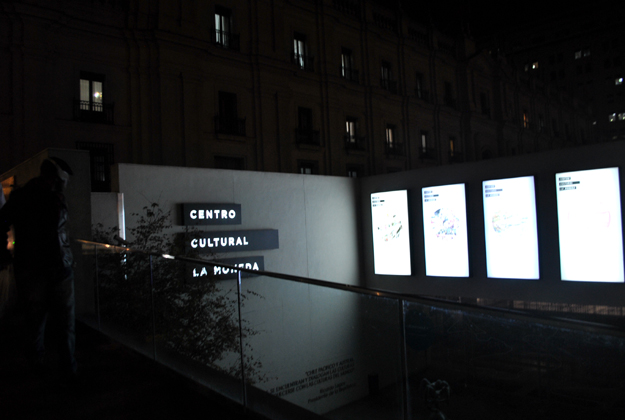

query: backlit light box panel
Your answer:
[371,190,411,275]
[556,167,624,282]
[483,176,540,279]
[422,184,469,277]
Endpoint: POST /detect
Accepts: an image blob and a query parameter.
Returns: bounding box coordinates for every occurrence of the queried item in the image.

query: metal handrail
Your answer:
[76,239,624,335]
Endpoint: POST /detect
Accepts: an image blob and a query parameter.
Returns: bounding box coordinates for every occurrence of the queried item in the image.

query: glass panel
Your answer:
[403,300,625,420]
[152,259,244,404]
[80,79,90,102]
[79,241,625,420]
[241,275,404,420]
[92,81,103,104]
[88,244,154,357]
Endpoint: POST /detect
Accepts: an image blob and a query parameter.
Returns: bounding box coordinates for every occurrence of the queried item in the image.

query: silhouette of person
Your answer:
[0,157,77,379]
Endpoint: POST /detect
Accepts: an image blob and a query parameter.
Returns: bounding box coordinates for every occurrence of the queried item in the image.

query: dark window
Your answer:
[341,48,358,82]
[444,81,455,108]
[347,165,363,178]
[552,119,559,136]
[415,72,428,100]
[216,92,245,136]
[215,155,245,170]
[480,92,490,116]
[76,141,114,192]
[295,107,319,145]
[298,107,313,131]
[380,61,396,92]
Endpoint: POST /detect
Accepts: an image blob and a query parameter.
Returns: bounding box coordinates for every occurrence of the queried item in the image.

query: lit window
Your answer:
[341,48,355,80]
[575,50,582,59]
[345,117,357,143]
[523,110,529,128]
[215,6,232,47]
[293,33,309,70]
[616,77,624,85]
[609,113,617,122]
[449,137,457,156]
[80,75,104,112]
[385,124,395,146]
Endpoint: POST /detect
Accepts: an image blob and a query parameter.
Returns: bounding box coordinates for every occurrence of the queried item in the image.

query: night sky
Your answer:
[398,0,616,41]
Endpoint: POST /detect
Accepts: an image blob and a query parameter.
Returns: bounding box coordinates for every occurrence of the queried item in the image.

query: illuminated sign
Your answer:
[422,184,469,277]
[556,167,624,282]
[371,190,411,275]
[182,203,241,225]
[189,256,264,280]
[483,176,540,279]
[186,229,279,254]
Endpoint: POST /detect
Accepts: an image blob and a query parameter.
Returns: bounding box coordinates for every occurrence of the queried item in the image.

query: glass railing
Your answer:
[78,240,625,420]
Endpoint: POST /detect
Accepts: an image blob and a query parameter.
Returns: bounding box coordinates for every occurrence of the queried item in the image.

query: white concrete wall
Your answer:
[113,164,362,285]
[109,164,374,415]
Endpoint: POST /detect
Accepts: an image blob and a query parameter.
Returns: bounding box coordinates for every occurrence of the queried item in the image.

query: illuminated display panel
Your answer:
[422,184,469,277]
[483,176,540,279]
[371,190,411,275]
[556,167,624,283]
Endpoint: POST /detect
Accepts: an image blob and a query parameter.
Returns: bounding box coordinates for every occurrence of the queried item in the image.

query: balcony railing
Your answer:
[215,115,246,136]
[344,135,366,151]
[292,53,315,72]
[79,238,625,420]
[342,68,360,83]
[384,141,404,156]
[381,78,398,94]
[415,88,430,102]
[73,100,114,124]
[295,128,320,145]
[419,147,437,160]
[213,29,240,51]
[449,151,464,163]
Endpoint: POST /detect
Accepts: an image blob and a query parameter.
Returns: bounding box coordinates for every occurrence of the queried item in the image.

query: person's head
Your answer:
[40,157,73,192]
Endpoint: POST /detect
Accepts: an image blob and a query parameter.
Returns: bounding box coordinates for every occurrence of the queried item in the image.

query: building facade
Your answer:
[490,2,625,143]
[1,0,593,190]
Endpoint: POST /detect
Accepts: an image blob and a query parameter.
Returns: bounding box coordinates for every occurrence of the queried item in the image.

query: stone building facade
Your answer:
[1,0,593,190]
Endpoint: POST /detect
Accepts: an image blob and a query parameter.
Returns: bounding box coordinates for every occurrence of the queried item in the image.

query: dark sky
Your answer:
[399,0,616,41]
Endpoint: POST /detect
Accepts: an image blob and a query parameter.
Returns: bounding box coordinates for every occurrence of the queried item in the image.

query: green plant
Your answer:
[92,202,267,384]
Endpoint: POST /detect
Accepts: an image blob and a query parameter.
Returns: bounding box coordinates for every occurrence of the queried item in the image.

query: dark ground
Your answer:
[0,312,263,420]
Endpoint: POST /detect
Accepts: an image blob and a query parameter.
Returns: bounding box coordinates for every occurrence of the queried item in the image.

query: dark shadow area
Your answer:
[0,312,265,420]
